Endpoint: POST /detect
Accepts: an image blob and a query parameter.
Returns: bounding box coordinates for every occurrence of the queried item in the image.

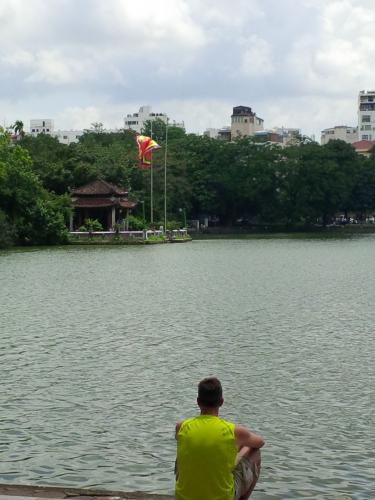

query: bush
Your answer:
[126,215,146,230]
[166,219,182,230]
[81,218,103,231]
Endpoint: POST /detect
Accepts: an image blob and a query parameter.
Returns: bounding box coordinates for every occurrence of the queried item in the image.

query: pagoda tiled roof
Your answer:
[72,197,136,209]
[72,179,128,196]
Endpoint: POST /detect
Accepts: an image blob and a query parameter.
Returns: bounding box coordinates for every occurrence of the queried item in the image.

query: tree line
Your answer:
[1,120,375,247]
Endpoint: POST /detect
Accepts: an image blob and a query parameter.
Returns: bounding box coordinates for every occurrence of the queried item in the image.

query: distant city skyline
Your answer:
[1,0,374,138]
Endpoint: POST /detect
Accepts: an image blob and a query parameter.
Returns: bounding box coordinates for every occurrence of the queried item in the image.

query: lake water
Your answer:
[0,237,374,499]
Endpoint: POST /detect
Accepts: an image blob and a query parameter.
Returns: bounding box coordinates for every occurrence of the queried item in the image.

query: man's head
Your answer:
[197,377,223,409]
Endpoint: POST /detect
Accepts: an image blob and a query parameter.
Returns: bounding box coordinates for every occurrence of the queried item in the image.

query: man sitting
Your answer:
[175,377,265,500]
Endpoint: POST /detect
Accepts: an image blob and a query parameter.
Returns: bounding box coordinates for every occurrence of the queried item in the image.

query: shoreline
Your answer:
[1,226,375,250]
[191,224,375,239]
[0,484,173,500]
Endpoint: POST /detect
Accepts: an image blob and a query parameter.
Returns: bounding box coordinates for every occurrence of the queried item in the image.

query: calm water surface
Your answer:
[0,238,374,499]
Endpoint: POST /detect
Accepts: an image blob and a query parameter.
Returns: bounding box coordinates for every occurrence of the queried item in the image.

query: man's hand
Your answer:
[234,425,265,450]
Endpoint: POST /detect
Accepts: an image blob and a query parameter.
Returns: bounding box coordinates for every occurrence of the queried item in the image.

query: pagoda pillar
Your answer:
[111,207,116,229]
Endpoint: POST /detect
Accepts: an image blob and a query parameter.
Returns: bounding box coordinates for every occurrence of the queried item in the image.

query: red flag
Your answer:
[136,135,161,169]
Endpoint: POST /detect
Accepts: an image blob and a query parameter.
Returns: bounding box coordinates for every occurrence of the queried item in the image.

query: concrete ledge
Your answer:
[0,484,173,500]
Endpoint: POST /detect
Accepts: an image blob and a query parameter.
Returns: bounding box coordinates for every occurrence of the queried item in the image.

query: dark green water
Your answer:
[1,238,374,498]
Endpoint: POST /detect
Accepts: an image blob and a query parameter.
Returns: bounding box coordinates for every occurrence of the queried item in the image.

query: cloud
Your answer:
[90,0,207,64]
[56,106,104,130]
[240,36,274,77]
[285,0,375,96]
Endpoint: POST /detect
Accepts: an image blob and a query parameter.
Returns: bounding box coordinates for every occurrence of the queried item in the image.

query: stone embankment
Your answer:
[0,485,173,500]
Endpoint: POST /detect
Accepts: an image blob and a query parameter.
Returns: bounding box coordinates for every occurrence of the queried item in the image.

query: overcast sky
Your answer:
[1,0,374,138]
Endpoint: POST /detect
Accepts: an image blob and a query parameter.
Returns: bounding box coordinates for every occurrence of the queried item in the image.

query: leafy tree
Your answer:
[142,118,186,142]
[0,128,70,246]
[12,120,25,138]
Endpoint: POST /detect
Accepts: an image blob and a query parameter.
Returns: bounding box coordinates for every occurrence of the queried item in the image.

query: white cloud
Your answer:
[189,0,265,30]
[94,0,206,50]
[241,35,274,77]
[56,106,104,130]
[286,0,375,96]
[25,50,94,85]
[1,50,34,67]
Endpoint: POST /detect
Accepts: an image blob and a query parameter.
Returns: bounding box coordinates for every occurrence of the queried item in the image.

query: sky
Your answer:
[1,0,374,139]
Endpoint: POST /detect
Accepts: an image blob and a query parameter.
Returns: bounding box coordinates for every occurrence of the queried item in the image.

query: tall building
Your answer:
[231,106,264,139]
[358,90,375,141]
[29,119,54,136]
[321,126,358,145]
[124,105,184,134]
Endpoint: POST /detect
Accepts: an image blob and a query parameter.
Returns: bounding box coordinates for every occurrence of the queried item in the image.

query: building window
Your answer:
[63,136,68,139]
[362,135,369,140]
[32,129,35,132]
[46,128,49,132]
[362,115,371,122]
[43,121,45,127]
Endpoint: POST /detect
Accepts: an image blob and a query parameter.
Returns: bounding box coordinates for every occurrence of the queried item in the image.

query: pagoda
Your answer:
[70,180,137,230]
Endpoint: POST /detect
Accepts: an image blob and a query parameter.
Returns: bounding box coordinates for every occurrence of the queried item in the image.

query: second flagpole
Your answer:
[150,120,153,224]
[164,118,168,234]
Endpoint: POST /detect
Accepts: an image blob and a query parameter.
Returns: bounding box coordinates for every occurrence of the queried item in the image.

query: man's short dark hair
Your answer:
[198,377,223,407]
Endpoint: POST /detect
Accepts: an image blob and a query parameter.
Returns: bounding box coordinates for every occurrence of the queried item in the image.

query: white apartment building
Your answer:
[54,130,84,145]
[321,125,358,145]
[124,105,184,134]
[358,90,375,141]
[29,119,54,136]
[231,106,264,139]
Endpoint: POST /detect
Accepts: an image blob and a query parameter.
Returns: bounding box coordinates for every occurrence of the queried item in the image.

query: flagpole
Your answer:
[164,118,168,233]
[150,120,153,224]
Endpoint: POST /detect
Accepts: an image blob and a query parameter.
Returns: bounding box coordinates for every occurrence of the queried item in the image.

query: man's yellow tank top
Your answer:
[176,415,237,500]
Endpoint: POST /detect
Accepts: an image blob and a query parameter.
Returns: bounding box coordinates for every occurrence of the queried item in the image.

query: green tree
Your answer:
[12,120,25,138]
[142,118,186,142]
[0,128,70,246]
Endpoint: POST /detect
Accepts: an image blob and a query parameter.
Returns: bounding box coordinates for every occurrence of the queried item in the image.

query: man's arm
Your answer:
[234,424,265,450]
